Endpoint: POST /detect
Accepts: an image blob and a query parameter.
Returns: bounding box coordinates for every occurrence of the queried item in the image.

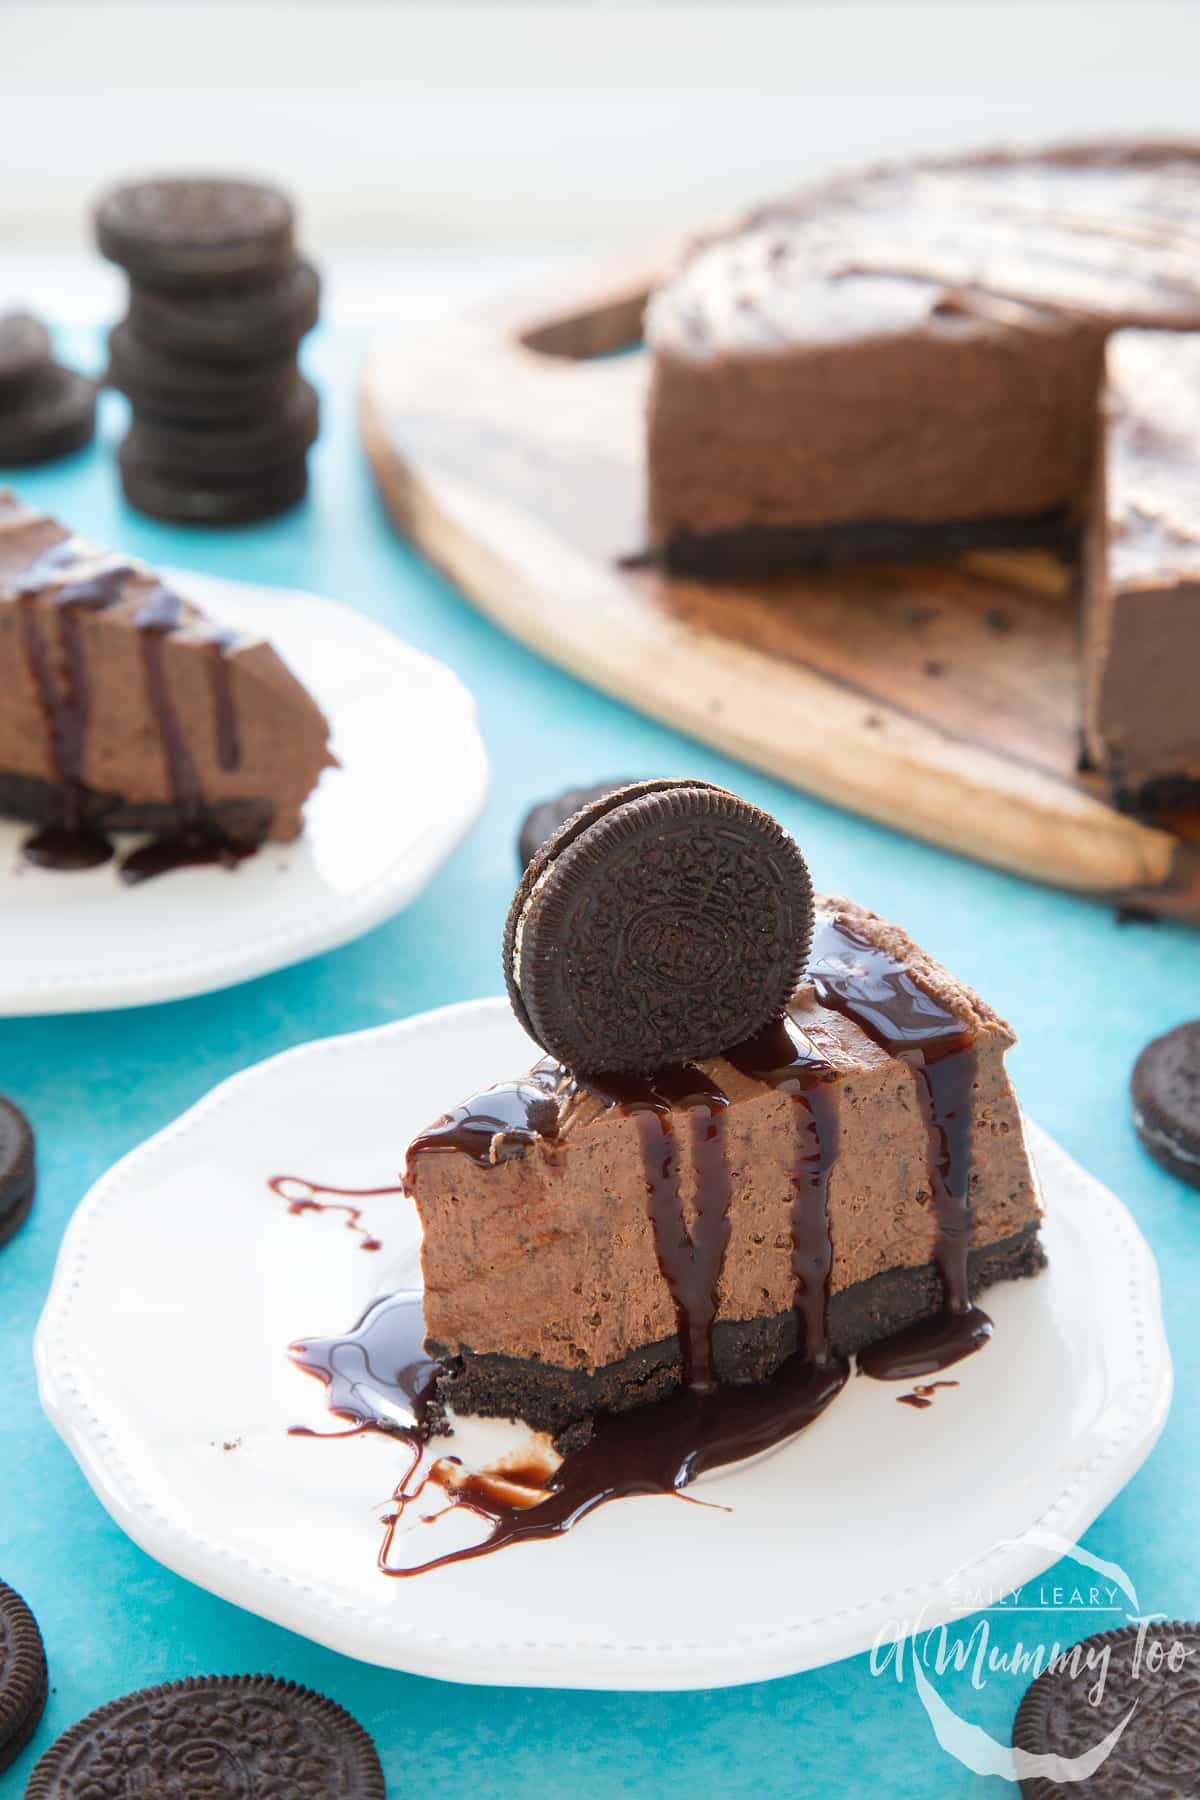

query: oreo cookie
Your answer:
[27,1674,385,1798]
[95,176,295,286]
[0,1097,35,1248]
[127,258,320,362]
[125,377,319,478]
[1131,1021,1200,1189]
[0,1580,47,1772]
[1012,1620,1200,1796]
[118,439,308,525]
[0,312,51,403]
[107,320,297,424]
[504,779,814,1075]
[0,366,95,467]
[517,779,645,869]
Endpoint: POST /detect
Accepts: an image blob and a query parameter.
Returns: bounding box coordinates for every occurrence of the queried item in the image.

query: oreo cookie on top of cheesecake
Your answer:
[406,780,1044,1448]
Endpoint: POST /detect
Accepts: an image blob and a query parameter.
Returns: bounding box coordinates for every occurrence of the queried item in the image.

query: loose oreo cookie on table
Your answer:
[95,176,296,286]
[126,257,321,362]
[517,778,644,869]
[1131,1021,1200,1190]
[117,439,309,526]
[0,313,95,467]
[0,313,51,403]
[504,778,814,1074]
[1012,1621,1200,1796]
[106,321,299,424]
[0,1096,35,1248]
[26,1675,385,1798]
[0,1580,47,1773]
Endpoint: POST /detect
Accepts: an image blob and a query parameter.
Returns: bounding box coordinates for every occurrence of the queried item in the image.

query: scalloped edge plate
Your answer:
[35,998,1172,1689]
[0,569,488,1014]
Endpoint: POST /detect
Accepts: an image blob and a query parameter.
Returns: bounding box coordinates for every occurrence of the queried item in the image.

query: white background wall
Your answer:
[3,1,1200,252]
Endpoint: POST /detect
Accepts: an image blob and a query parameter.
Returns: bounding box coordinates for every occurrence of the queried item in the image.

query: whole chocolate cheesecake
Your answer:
[644,143,1200,816]
[646,143,1200,572]
[0,491,333,869]
[406,792,1044,1446]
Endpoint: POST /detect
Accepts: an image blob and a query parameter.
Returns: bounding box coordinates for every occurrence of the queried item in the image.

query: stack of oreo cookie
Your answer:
[0,312,95,466]
[96,176,320,524]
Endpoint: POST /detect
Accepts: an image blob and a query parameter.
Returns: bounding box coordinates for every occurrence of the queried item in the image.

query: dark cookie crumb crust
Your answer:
[0,770,274,846]
[658,508,1076,580]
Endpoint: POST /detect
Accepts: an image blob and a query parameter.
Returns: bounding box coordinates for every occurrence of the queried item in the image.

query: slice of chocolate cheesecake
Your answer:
[0,490,333,868]
[645,144,1200,576]
[1082,330,1200,814]
[407,895,1043,1443]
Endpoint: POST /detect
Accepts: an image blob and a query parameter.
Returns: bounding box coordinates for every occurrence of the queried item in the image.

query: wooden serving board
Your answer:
[360,247,1200,923]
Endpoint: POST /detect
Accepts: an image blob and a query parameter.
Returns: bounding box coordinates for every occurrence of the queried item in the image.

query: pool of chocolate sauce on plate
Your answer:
[12,540,254,882]
[287,915,991,1576]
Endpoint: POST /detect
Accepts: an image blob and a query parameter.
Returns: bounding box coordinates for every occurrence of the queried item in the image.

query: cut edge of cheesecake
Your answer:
[406,894,1045,1447]
[1083,329,1200,815]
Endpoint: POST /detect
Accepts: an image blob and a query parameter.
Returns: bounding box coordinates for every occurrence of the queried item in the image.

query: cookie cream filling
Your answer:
[1133,1106,1200,1167]
[511,860,556,996]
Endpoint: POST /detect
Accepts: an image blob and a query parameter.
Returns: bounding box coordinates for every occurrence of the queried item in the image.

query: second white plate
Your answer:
[0,569,488,1014]
[35,998,1172,1690]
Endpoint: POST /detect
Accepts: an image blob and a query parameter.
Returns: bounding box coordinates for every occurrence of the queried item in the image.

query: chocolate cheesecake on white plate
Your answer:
[0,490,333,877]
[405,782,1044,1447]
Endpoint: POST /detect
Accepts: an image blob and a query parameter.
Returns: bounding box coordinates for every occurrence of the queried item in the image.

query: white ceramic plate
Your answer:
[0,570,488,1014]
[35,999,1172,1691]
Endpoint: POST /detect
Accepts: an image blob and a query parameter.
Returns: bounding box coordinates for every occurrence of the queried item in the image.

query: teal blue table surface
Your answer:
[2,322,1198,1798]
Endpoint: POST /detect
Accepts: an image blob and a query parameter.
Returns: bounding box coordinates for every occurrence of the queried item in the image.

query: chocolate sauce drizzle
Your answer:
[725,1015,840,1366]
[404,1062,563,1170]
[587,1066,731,1389]
[290,910,995,1575]
[897,1379,959,1411]
[289,1289,847,1580]
[808,915,993,1378]
[9,538,247,880]
[271,1174,406,1251]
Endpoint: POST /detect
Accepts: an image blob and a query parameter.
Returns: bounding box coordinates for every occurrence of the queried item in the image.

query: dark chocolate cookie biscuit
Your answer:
[106,320,297,423]
[517,779,646,869]
[26,1674,385,1798]
[0,1579,47,1772]
[1012,1621,1200,1796]
[504,779,814,1074]
[95,176,295,286]
[0,1097,36,1249]
[126,377,319,478]
[118,439,309,525]
[127,258,320,362]
[1131,1021,1200,1190]
[0,367,96,467]
[0,312,51,401]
